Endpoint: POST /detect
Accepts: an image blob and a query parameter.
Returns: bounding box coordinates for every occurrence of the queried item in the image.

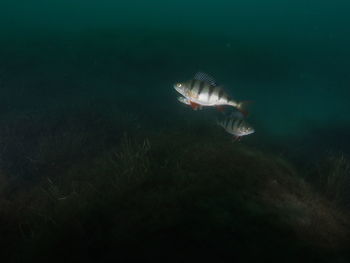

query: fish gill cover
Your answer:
[0,1,350,262]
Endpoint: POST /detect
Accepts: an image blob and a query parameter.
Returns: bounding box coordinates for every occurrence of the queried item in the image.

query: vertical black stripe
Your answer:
[239,120,245,129]
[237,120,243,130]
[190,79,195,90]
[225,119,230,130]
[231,119,236,131]
[198,81,205,95]
[218,88,224,100]
[208,85,215,101]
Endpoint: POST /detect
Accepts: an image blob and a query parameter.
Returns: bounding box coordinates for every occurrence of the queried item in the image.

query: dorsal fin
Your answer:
[194,72,217,86]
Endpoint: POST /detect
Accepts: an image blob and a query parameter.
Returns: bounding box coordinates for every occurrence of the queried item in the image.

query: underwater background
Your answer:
[0,1,350,262]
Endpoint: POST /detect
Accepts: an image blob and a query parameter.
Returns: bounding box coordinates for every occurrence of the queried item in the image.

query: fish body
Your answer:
[174,72,247,113]
[217,113,255,138]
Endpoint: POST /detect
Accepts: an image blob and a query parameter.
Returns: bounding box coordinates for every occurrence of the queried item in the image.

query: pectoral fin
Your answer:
[190,101,201,110]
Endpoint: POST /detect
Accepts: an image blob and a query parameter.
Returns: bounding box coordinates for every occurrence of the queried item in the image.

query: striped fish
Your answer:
[217,112,255,139]
[174,72,249,114]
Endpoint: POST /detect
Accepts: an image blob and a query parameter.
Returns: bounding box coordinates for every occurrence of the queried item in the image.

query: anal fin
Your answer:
[233,136,242,142]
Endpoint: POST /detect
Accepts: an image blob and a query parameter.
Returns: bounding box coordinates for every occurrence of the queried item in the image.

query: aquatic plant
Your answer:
[109,133,151,190]
[0,107,349,262]
[317,152,350,208]
[0,170,8,195]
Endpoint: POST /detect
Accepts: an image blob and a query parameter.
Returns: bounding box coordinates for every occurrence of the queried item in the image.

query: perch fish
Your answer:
[217,111,255,140]
[174,72,249,114]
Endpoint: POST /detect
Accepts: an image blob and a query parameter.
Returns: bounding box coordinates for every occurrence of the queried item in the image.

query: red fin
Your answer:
[233,136,242,142]
[216,105,225,112]
[233,136,240,142]
[190,101,200,110]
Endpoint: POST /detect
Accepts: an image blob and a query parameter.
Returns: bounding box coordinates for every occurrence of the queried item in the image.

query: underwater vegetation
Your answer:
[0,106,349,263]
[0,19,349,262]
[312,152,350,209]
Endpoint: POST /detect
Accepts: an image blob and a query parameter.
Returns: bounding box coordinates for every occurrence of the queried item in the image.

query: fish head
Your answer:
[174,82,189,97]
[237,123,255,136]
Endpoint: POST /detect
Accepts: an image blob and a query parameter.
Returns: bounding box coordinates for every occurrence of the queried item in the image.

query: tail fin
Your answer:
[237,100,253,117]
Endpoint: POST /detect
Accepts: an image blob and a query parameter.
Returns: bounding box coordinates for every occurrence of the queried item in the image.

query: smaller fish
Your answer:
[177,96,203,110]
[217,111,255,140]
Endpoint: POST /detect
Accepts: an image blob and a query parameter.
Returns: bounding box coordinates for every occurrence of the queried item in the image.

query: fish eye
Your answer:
[176,83,182,87]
